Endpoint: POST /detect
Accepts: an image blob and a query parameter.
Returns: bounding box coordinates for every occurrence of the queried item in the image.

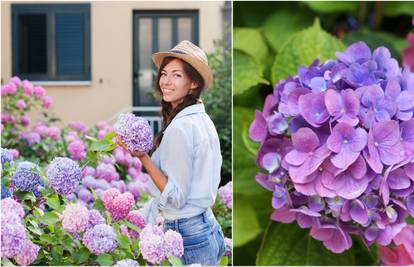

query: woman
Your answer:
[116,40,225,265]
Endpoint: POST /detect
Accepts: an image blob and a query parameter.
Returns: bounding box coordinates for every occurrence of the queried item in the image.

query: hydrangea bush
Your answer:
[249,41,414,255]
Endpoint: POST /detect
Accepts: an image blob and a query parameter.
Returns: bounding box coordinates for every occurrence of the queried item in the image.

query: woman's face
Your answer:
[159,58,197,108]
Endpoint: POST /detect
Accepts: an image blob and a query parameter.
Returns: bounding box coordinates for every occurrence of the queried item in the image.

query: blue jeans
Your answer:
[163,209,225,265]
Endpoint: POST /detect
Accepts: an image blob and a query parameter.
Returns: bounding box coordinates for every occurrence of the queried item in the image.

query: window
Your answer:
[12,4,91,81]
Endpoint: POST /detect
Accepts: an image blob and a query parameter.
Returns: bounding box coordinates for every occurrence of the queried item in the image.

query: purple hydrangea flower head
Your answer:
[115,259,139,266]
[1,214,26,258]
[86,209,105,230]
[61,203,89,233]
[1,148,13,164]
[47,157,82,195]
[139,224,165,264]
[82,224,118,255]
[218,181,232,209]
[96,162,119,182]
[67,140,86,161]
[11,161,42,192]
[20,115,30,127]
[13,239,39,265]
[77,187,94,203]
[249,41,414,254]
[26,132,41,146]
[101,188,134,221]
[111,180,127,193]
[1,198,25,219]
[69,121,87,133]
[164,229,184,258]
[114,113,153,153]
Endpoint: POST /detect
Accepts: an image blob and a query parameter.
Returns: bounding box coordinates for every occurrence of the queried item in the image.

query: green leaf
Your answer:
[75,246,91,264]
[46,193,61,210]
[234,27,269,64]
[220,256,229,266]
[233,107,263,196]
[168,256,183,266]
[121,220,142,234]
[90,140,112,152]
[234,194,262,247]
[257,222,354,265]
[92,198,106,213]
[304,1,358,13]
[96,254,114,266]
[40,211,59,226]
[116,234,130,249]
[234,50,267,95]
[263,10,313,53]
[383,2,414,16]
[51,246,63,260]
[14,191,36,202]
[104,131,116,140]
[1,257,16,266]
[407,216,414,225]
[28,225,44,236]
[272,18,345,84]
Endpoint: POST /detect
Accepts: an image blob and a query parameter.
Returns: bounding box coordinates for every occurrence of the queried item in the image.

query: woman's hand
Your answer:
[115,135,147,158]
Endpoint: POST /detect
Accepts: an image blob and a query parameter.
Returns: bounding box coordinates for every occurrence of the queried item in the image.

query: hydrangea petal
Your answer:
[249,111,267,142]
[350,200,369,225]
[292,127,319,152]
[299,92,329,127]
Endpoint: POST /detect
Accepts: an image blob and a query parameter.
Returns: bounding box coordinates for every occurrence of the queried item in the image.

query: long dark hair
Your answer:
[154,57,205,147]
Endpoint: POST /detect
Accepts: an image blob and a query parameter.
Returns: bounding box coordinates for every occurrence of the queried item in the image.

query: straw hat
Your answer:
[152,40,213,89]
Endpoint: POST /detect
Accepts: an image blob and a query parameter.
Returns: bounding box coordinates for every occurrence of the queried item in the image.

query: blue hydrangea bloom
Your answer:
[11,162,42,192]
[47,157,82,195]
[1,148,13,164]
[1,186,12,199]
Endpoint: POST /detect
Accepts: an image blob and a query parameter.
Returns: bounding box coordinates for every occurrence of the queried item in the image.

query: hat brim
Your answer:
[152,52,213,89]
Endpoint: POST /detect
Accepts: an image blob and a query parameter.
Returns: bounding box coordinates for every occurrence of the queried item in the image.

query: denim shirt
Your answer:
[145,103,222,221]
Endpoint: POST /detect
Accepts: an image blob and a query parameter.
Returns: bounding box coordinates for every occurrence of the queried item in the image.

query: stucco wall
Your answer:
[1,1,225,127]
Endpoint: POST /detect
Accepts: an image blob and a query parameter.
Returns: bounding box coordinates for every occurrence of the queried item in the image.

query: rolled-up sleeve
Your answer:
[157,125,193,210]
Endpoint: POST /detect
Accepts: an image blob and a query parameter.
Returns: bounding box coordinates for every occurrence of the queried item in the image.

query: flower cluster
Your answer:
[379,224,414,265]
[114,113,153,153]
[249,41,414,253]
[67,140,87,161]
[1,147,13,164]
[11,161,42,192]
[47,157,82,195]
[1,198,39,264]
[218,181,233,209]
[101,188,135,221]
[115,259,139,266]
[60,203,89,233]
[139,224,184,264]
[224,237,232,257]
[125,210,146,239]
[82,224,118,255]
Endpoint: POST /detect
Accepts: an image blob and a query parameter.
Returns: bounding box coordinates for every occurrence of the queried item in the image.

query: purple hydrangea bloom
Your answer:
[164,229,184,258]
[68,121,87,132]
[82,224,118,255]
[1,210,26,258]
[115,259,139,266]
[1,148,13,164]
[67,140,86,161]
[13,239,40,265]
[47,157,82,195]
[139,224,165,264]
[126,210,146,239]
[249,41,414,254]
[11,161,42,192]
[114,113,153,153]
[86,209,106,230]
[96,162,119,182]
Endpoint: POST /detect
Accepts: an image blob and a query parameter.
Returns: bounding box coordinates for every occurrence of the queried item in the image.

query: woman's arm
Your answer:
[116,136,167,192]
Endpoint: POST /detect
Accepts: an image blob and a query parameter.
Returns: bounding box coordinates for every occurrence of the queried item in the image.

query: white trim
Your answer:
[31,81,92,87]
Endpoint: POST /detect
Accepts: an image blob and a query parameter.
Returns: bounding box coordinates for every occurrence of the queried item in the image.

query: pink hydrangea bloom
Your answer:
[126,210,146,239]
[33,86,46,99]
[1,83,17,95]
[68,140,86,161]
[20,115,30,127]
[16,99,27,110]
[403,32,414,71]
[139,224,166,264]
[22,80,34,96]
[13,240,40,265]
[9,149,19,159]
[10,76,22,86]
[379,245,414,265]
[43,96,53,109]
[69,121,87,133]
[218,181,232,209]
[47,126,61,140]
[61,203,89,233]
[393,225,414,262]
[101,188,134,221]
[96,121,109,130]
[82,166,96,177]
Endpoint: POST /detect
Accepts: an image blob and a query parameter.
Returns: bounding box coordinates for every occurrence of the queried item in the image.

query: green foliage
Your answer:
[234,49,268,95]
[234,27,270,65]
[272,19,346,83]
[304,1,359,13]
[257,223,354,265]
[382,1,414,17]
[203,36,232,182]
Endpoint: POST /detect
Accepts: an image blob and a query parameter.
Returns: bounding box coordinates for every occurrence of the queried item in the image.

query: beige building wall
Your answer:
[1,1,225,127]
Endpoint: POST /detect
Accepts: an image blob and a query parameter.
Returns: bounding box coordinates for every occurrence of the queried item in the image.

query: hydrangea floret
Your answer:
[47,157,82,195]
[114,113,153,153]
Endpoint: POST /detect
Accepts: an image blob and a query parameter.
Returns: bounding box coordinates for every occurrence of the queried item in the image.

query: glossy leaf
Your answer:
[234,27,270,65]
[272,19,345,84]
[234,50,267,95]
[96,254,114,266]
[257,222,354,265]
[234,194,262,247]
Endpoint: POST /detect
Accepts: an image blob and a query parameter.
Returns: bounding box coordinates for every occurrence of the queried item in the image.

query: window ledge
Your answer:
[31,81,92,87]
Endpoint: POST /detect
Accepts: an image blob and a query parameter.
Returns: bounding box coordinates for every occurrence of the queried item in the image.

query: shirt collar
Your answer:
[174,103,205,120]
